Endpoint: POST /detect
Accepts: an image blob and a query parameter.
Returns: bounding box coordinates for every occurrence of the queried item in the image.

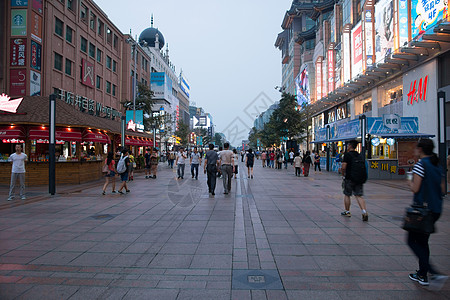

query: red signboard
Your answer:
[10,38,26,67]
[10,69,26,96]
[81,59,95,88]
[353,25,363,65]
[315,59,323,101]
[407,75,428,104]
[327,49,335,93]
[31,11,42,43]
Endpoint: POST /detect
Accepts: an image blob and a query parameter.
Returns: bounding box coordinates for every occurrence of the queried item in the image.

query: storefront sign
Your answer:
[10,38,26,67]
[315,58,323,101]
[127,119,136,131]
[343,31,351,82]
[11,9,27,36]
[327,49,335,93]
[32,0,42,14]
[351,22,363,77]
[364,10,374,67]
[30,40,41,71]
[11,0,28,7]
[0,93,23,113]
[367,117,418,134]
[375,0,394,62]
[30,70,41,96]
[370,160,398,174]
[81,59,95,88]
[10,69,26,96]
[31,11,42,43]
[412,0,449,38]
[382,114,401,130]
[407,75,428,104]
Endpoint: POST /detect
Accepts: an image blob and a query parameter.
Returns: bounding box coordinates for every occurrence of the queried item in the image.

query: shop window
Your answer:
[112,84,117,96]
[106,27,112,44]
[96,75,101,89]
[98,19,104,36]
[106,81,111,93]
[65,25,73,43]
[55,17,63,37]
[67,0,74,11]
[89,42,95,58]
[90,12,96,30]
[65,58,72,75]
[355,97,372,115]
[54,52,63,71]
[106,56,112,69]
[80,36,87,52]
[96,48,102,63]
[379,77,403,107]
[80,3,87,23]
[371,138,397,159]
[112,60,117,72]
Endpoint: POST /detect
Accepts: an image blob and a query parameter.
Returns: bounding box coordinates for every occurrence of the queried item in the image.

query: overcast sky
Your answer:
[95,0,292,145]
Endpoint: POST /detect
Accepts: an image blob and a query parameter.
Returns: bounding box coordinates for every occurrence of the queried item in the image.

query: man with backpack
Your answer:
[341,140,368,221]
[117,149,130,194]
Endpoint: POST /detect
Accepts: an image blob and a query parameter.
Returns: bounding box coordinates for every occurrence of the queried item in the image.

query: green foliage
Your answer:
[214,133,224,147]
[174,122,190,146]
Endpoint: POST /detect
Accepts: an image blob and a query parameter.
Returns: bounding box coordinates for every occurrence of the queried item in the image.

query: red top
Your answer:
[105,159,115,171]
[270,153,275,160]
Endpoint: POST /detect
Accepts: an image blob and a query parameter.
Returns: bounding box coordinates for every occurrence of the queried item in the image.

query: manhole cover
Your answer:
[232,269,283,290]
[90,214,117,220]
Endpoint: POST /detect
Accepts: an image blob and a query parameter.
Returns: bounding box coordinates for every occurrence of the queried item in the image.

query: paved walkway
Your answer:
[0,161,449,299]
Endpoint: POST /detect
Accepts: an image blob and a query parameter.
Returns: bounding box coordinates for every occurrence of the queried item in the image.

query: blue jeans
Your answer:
[177,164,185,178]
[191,164,199,179]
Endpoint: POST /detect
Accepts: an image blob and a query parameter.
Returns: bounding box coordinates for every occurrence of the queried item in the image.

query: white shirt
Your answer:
[289,152,294,159]
[233,154,239,166]
[191,152,201,164]
[220,150,234,165]
[177,152,187,164]
[9,153,27,173]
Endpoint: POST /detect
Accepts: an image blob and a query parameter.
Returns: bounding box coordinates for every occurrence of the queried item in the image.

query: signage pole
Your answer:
[153,124,156,149]
[121,115,126,148]
[49,94,56,195]
[326,125,330,172]
[360,114,366,162]
[437,91,446,192]
[133,39,137,124]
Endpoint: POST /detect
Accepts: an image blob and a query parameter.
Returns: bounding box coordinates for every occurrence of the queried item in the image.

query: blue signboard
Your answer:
[11,0,28,7]
[30,40,41,71]
[411,0,449,38]
[367,117,419,134]
[126,110,144,132]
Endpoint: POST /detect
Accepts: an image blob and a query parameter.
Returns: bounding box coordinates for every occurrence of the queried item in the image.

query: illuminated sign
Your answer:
[30,40,41,71]
[327,50,335,93]
[315,58,323,101]
[126,110,144,132]
[364,10,374,68]
[352,22,363,77]
[127,119,136,131]
[10,38,26,67]
[375,0,394,62]
[412,0,449,38]
[407,75,428,104]
[343,31,351,82]
[0,93,23,113]
[295,65,310,106]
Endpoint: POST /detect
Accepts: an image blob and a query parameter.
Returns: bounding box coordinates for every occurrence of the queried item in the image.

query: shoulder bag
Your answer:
[402,204,435,234]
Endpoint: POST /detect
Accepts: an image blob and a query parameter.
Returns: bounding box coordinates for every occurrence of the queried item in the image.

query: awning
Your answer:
[375,133,435,139]
[0,126,26,140]
[29,127,82,141]
[82,130,111,144]
[126,137,143,146]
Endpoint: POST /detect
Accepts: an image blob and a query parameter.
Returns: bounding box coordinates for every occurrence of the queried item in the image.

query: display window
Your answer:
[378,77,403,107]
[370,137,397,159]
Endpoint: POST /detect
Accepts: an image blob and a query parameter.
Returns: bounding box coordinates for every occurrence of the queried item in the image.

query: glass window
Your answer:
[55,17,63,36]
[80,36,87,52]
[106,27,112,44]
[65,25,73,43]
[54,52,63,71]
[67,0,74,10]
[106,56,112,69]
[97,19,104,36]
[106,81,111,93]
[89,12,96,30]
[379,77,403,107]
[89,42,95,58]
[112,60,117,72]
[65,58,72,75]
[112,84,116,96]
[80,3,87,22]
[113,34,118,49]
[96,75,101,89]
[96,48,102,62]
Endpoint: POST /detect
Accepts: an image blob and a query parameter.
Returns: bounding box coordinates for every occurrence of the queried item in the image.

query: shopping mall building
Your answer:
[0,0,190,185]
[276,0,450,179]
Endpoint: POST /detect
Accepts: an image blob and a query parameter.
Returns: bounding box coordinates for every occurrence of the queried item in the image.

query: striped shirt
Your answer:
[412,161,425,178]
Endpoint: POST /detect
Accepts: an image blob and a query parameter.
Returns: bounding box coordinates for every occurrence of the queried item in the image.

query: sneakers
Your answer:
[341,211,351,217]
[429,274,449,291]
[145,175,149,179]
[409,271,429,286]
[7,197,13,201]
[362,213,369,222]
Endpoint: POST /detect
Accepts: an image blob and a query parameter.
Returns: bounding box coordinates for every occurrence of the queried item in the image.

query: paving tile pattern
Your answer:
[0,163,449,299]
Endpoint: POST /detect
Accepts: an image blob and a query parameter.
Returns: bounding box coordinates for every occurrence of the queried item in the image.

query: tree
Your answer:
[270,93,305,142]
[248,127,259,149]
[174,122,190,146]
[213,133,225,147]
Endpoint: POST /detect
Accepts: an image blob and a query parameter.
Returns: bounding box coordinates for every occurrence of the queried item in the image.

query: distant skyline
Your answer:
[95,0,292,145]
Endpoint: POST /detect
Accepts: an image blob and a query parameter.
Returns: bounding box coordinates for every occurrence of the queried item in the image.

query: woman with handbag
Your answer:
[102,152,117,195]
[407,139,447,286]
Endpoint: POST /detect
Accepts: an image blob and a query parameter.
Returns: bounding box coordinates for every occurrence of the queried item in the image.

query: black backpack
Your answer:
[349,152,367,184]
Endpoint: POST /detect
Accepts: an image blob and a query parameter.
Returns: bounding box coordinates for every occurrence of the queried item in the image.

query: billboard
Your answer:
[375,0,394,63]
[315,59,323,101]
[411,0,449,38]
[180,75,190,98]
[126,110,144,132]
[81,59,95,88]
[365,10,374,68]
[31,11,42,43]
[11,0,28,7]
[11,9,27,36]
[295,65,310,106]
[10,38,26,67]
[327,49,335,93]
[30,70,41,96]
[398,0,409,47]
[343,31,351,82]
[30,40,41,71]
[10,69,26,96]
[352,22,363,77]
[151,72,165,98]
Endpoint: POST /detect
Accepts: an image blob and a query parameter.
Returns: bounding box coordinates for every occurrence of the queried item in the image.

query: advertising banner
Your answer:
[30,70,41,96]
[364,10,374,68]
[315,59,323,101]
[81,59,95,88]
[10,38,26,67]
[31,11,42,43]
[10,69,26,96]
[327,49,335,93]
[11,0,28,7]
[126,110,144,132]
[398,0,409,47]
[151,72,165,98]
[32,0,43,14]
[411,0,449,38]
[180,75,190,98]
[351,22,363,78]
[334,43,342,90]
[375,0,394,62]
[295,64,310,106]
[30,40,41,71]
[343,32,351,82]
[11,9,27,36]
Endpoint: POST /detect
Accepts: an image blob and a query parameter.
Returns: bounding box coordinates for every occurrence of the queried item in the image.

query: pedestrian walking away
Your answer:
[7,144,27,201]
[176,147,187,179]
[204,143,219,195]
[150,148,159,178]
[246,148,255,178]
[128,153,135,181]
[219,143,234,194]
[289,149,294,165]
[407,139,448,288]
[102,152,117,195]
[190,147,201,180]
[314,151,322,172]
[269,151,275,168]
[168,151,175,168]
[340,140,368,221]
[294,152,302,177]
[233,149,239,178]
[144,148,151,178]
[117,149,131,194]
[302,150,312,177]
[261,151,267,167]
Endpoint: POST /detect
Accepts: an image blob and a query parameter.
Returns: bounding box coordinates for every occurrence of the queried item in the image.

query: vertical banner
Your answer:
[30,70,41,96]
[10,38,26,67]
[327,49,335,93]
[31,11,42,43]
[315,58,323,101]
[11,9,27,36]
[352,22,363,78]
[398,0,409,47]
[10,69,27,96]
[30,40,41,71]
[375,0,395,62]
[343,31,351,83]
[32,0,43,14]
[81,59,95,88]
[365,9,374,68]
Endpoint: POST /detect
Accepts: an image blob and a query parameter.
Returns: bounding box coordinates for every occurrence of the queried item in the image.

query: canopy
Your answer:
[82,130,111,144]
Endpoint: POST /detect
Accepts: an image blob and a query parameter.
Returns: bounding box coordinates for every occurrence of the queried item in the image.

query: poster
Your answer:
[11,0,28,7]
[411,0,449,38]
[295,65,310,107]
[30,70,41,96]
[11,9,27,36]
[30,40,41,71]
[375,0,394,63]
[365,10,374,68]
[398,0,409,46]
[10,69,26,96]
[32,0,43,14]
[10,38,26,67]
[352,22,363,78]
[31,11,42,43]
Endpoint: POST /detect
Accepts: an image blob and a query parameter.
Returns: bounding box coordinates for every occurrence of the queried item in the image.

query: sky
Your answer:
[95,0,293,145]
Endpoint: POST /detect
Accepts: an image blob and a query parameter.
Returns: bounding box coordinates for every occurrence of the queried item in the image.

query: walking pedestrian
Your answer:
[102,152,116,195]
[269,151,275,168]
[233,149,239,178]
[168,150,175,168]
[261,151,267,167]
[241,150,245,162]
[117,149,130,194]
[204,143,219,195]
[128,152,135,181]
[150,148,159,178]
[144,148,151,178]
[294,152,302,177]
[302,150,312,177]
[284,150,289,169]
[176,147,187,179]
[289,149,295,165]
[246,148,255,178]
[219,143,234,194]
[276,151,283,169]
[340,140,368,221]
[190,147,201,180]
[7,144,27,201]
[217,146,223,179]
[407,139,448,287]
[314,151,322,172]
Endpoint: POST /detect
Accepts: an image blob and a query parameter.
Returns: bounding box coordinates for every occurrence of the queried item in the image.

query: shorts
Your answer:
[246,163,254,168]
[343,179,363,196]
[145,164,151,169]
[120,172,129,182]
[233,165,238,174]
[106,171,116,177]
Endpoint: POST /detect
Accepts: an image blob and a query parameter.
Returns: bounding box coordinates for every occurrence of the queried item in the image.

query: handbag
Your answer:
[402,205,435,234]
[102,161,110,173]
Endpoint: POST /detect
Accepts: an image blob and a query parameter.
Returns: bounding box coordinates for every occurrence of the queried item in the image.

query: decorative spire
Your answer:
[151,14,154,27]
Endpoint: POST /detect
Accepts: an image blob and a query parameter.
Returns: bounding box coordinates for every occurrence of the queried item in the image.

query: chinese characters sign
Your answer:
[315,58,323,101]
[10,38,26,67]
[10,69,26,96]
[11,0,28,7]
[407,75,428,105]
[412,0,449,38]
[31,11,42,43]
[352,22,363,77]
[31,40,41,71]
[327,49,335,93]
